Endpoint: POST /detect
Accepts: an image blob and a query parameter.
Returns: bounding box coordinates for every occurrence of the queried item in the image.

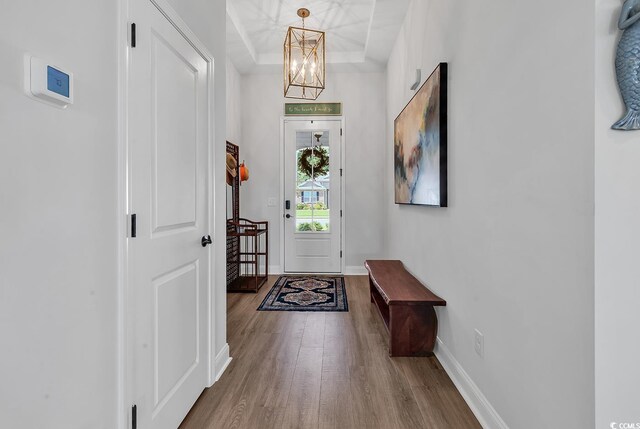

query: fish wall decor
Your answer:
[614,0,640,130]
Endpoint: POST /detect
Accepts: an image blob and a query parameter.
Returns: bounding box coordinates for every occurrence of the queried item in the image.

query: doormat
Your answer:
[257,276,348,312]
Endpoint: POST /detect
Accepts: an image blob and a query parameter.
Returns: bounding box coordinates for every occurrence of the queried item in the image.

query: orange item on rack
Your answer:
[239,161,249,182]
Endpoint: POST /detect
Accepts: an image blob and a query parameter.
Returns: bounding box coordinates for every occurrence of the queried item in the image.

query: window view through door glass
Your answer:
[296,130,330,232]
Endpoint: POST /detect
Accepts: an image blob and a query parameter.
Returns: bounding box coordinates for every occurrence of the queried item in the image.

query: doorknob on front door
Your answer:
[201,235,212,247]
[285,214,291,219]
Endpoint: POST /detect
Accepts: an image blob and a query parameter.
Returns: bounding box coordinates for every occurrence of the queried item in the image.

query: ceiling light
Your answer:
[284,8,326,100]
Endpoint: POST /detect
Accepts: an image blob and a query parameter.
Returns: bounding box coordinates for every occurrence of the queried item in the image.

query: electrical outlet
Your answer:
[474,329,484,358]
[267,197,277,207]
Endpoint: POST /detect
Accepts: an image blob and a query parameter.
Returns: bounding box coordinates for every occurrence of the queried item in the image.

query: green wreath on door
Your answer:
[298,147,329,178]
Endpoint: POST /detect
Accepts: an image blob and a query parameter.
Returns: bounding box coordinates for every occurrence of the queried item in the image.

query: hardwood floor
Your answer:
[180,275,481,429]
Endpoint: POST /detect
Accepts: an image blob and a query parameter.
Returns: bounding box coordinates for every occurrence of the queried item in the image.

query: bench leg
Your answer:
[368,276,375,303]
[389,305,438,357]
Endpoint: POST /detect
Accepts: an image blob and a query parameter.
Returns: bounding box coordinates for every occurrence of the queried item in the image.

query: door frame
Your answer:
[279,116,346,275]
[117,0,217,427]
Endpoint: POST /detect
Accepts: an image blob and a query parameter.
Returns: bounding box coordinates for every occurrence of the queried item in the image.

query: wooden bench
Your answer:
[365,260,446,357]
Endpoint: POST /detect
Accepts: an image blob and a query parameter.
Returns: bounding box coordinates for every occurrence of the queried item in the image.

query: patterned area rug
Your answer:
[257,276,348,312]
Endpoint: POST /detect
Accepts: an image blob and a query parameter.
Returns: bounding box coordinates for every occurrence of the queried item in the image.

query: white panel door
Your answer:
[128,0,212,427]
[284,120,342,273]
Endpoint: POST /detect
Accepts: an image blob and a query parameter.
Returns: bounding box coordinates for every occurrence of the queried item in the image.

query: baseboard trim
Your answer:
[269,265,282,275]
[345,265,368,276]
[269,266,367,276]
[214,343,232,382]
[434,337,509,429]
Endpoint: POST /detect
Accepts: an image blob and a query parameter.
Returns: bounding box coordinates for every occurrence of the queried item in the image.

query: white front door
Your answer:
[128,0,212,427]
[284,120,342,273]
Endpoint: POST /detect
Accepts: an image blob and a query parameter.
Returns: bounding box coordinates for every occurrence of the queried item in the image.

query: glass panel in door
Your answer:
[295,130,330,233]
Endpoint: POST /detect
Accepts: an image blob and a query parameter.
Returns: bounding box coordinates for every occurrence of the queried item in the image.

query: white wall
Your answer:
[0,0,227,427]
[238,72,387,272]
[595,1,640,426]
[164,0,228,371]
[227,59,242,144]
[385,1,595,428]
[0,1,118,427]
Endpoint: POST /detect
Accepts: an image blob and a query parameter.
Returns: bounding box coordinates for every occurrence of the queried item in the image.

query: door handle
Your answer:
[201,235,212,247]
[285,214,291,219]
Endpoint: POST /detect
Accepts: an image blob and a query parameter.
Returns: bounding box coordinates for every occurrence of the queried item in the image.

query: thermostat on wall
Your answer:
[26,56,73,108]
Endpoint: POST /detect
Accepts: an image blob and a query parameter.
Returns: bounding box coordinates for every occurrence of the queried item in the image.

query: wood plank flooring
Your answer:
[180,275,481,429]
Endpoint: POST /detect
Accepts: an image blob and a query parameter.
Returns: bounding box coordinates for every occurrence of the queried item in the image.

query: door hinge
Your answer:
[340,250,343,258]
[132,404,137,429]
[340,168,343,177]
[340,210,343,217]
[131,23,137,48]
[130,213,137,238]
[340,128,343,136]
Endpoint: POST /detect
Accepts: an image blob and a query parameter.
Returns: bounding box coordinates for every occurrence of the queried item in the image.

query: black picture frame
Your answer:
[393,62,448,207]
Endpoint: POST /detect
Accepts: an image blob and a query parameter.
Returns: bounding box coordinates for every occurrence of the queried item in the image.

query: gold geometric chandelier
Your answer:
[283,8,326,100]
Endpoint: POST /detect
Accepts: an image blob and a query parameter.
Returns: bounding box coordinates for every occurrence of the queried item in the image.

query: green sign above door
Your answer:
[284,102,342,116]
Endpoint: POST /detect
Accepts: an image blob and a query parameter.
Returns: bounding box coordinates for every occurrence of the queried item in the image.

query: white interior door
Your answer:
[128,0,212,427]
[284,120,342,273]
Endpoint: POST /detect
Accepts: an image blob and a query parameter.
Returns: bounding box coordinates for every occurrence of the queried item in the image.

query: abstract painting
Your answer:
[394,62,448,206]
